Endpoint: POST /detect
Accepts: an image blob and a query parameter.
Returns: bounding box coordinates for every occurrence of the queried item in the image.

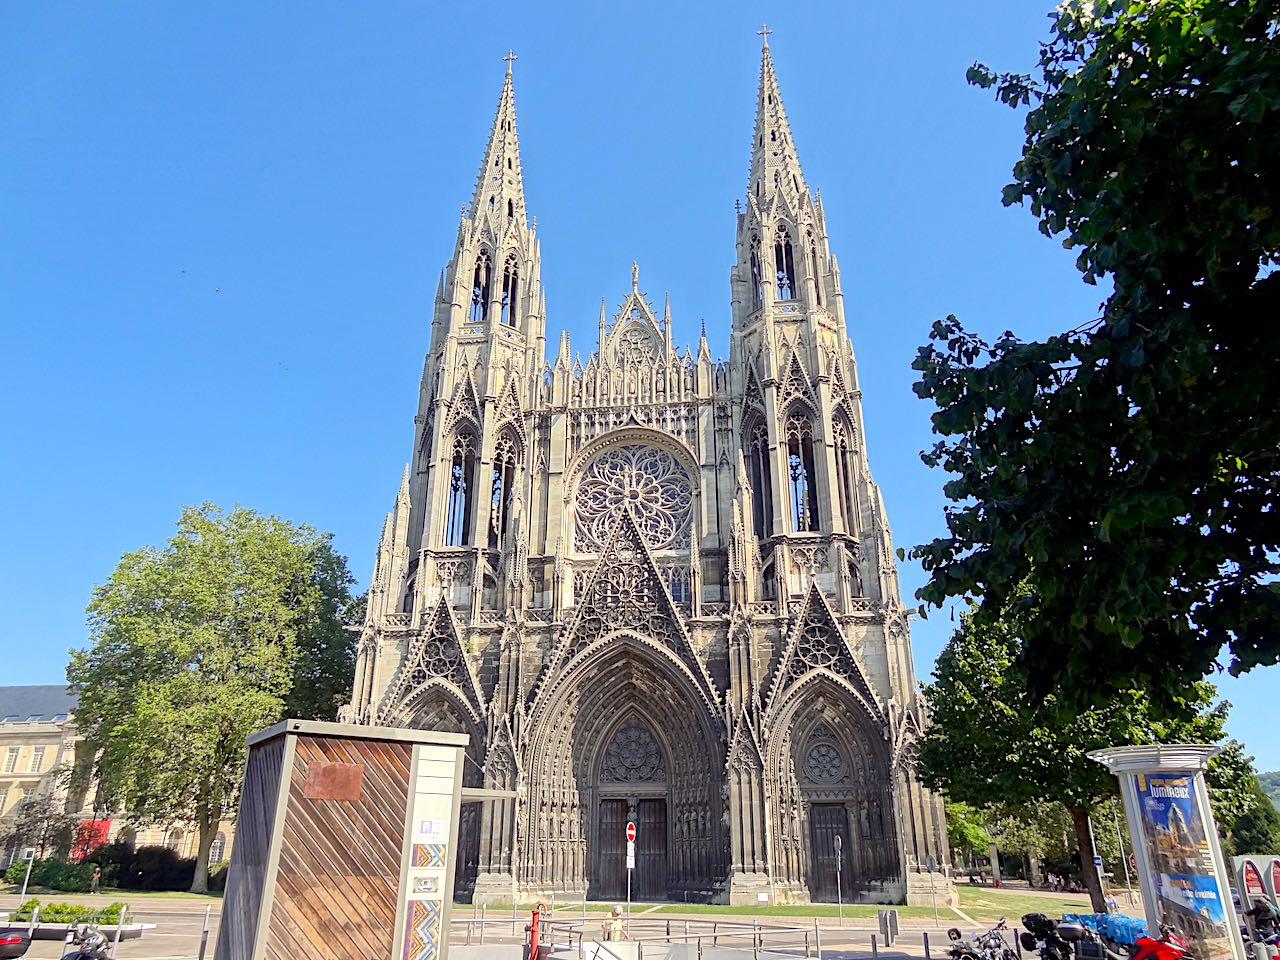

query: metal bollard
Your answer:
[26,906,39,937]
[924,931,931,960]
[480,904,486,945]
[685,920,690,942]
[110,904,127,958]
[1014,928,1022,960]
[196,904,211,960]
[814,917,823,959]
[697,937,703,960]
[667,920,672,938]
[713,922,719,946]
[872,933,879,960]
[806,932,811,956]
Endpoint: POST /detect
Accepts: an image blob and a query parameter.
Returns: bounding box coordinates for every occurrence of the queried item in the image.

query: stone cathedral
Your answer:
[343,40,952,906]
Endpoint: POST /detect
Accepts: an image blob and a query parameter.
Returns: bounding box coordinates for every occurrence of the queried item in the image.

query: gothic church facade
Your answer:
[344,41,952,905]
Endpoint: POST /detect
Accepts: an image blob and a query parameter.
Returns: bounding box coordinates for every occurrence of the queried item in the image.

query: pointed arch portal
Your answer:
[525,635,726,901]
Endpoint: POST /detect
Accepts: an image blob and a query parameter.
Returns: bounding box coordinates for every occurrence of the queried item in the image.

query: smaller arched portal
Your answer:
[769,678,900,902]
[397,686,485,901]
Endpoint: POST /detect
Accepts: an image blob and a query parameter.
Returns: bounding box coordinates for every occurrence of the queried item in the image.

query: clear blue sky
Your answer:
[2,2,1273,770]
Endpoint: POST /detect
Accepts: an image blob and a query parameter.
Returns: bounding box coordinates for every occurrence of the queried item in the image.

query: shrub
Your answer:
[11,898,129,924]
[92,843,195,892]
[1,858,96,893]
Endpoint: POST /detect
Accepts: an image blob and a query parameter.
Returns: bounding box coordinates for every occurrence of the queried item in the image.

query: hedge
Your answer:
[10,898,130,924]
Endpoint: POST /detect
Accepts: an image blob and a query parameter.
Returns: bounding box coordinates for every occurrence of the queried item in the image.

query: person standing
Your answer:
[90,866,101,894]
[602,905,628,942]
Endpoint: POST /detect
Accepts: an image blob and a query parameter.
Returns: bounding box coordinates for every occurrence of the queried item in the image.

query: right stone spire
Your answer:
[747,32,810,209]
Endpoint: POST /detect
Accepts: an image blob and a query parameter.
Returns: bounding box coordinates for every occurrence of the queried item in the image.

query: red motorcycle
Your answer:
[1130,925,1189,960]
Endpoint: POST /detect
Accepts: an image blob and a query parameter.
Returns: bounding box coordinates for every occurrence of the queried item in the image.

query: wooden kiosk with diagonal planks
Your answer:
[215,719,469,960]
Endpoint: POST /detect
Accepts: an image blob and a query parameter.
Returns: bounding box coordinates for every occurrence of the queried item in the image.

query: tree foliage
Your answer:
[1223,776,1280,856]
[919,607,1256,910]
[0,794,77,860]
[946,801,995,856]
[68,504,356,893]
[910,0,1280,705]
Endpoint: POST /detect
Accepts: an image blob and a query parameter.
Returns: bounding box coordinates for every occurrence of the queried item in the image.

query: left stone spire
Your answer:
[468,56,526,225]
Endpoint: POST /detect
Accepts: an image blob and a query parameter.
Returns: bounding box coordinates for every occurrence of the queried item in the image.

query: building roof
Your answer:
[0,685,77,723]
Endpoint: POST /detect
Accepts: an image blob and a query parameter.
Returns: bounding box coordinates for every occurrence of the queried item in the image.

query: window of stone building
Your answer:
[749,236,764,308]
[500,253,519,326]
[785,412,820,533]
[747,419,774,540]
[28,747,44,772]
[445,433,477,547]
[807,230,822,306]
[833,419,856,533]
[488,434,519,550]
[775,226,797,299]
[210,832,227,864]
[470,252,491,324]
[3,747,16,773]
[164,828,183,852]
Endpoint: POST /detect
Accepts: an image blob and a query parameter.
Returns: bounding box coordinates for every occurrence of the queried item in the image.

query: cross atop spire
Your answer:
[746,37,809,208]
[503,50,518,74]
[467,63,528,225]
[756,23,772,47]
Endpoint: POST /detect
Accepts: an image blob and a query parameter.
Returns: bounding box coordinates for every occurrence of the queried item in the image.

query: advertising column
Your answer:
[1088,744,1246,960]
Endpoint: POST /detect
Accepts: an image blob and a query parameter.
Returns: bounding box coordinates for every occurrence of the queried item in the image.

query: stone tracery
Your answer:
[574,443,693,552]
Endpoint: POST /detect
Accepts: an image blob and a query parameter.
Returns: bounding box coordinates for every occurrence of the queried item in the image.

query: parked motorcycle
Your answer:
[1130,925,1190,960]
[948,919,1018,960]
[1020,913,1129,960]
[59,924,111,960]
[0,929,32,960]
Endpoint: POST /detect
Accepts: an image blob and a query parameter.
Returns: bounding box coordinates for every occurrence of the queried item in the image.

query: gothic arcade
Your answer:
[344,41,951,905]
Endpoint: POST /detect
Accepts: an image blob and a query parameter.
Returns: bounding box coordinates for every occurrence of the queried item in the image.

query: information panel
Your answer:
[1131,772,1234,960]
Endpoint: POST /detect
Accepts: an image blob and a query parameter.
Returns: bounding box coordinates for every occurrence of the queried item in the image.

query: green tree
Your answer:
[0,794,78,860]
[1224,777,1280,856]
[1260,771,1280,812]
[946,801,994,865]
[68,504,356,893]
[909,0,1280,706]
[918,608,1255,912]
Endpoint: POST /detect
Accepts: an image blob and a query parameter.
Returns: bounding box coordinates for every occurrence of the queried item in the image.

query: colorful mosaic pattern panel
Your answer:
[410,843,447,868]
[403,899,442,960]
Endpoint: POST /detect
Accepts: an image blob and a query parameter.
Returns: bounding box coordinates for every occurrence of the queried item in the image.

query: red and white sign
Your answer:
[625,821,636,842]
[1242,859,1265,897]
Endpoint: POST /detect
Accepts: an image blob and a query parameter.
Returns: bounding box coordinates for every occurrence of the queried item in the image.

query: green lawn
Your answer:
[0,883,223,901]
[956,886,1093,920]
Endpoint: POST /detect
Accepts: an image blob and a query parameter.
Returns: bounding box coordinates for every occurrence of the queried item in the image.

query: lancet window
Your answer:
[833,418,856,532]
[470,252,492,324]
[749,236,763,308]
[785,412,820,533]
[808,230,822,306]
[775,226,797,299]
[445,431,477,546]
[488,433,520,550]
[747,418,774,540]
[500,253,519,326]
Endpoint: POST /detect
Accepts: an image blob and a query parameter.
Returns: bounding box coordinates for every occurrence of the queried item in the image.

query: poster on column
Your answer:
[1132,772,1234,960]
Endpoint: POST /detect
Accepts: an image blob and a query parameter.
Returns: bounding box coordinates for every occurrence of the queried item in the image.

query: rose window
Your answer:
[805,742,845,784]
[601,719,666,783]
[575,444,692,551]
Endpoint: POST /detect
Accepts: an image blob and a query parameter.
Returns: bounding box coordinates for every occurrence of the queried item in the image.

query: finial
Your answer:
[700,318,707,339]
[460,203,467,221]
[756,23,773,47]
[631,260,639,290]
[503,50,518,75]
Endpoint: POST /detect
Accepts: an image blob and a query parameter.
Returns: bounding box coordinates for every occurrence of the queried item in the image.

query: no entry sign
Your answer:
[626,821,636,842]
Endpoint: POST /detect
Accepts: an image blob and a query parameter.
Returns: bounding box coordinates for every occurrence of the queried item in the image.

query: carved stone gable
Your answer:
[532,509,719,714]
[381,597,486,721]
[765,584,881,721]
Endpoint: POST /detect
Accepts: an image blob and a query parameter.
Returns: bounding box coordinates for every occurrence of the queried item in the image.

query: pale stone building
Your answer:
[345,40,952,905]
[0,685,234,868]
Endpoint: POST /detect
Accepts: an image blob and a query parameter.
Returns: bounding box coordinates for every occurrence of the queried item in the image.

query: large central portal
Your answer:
[596,798,668,900]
